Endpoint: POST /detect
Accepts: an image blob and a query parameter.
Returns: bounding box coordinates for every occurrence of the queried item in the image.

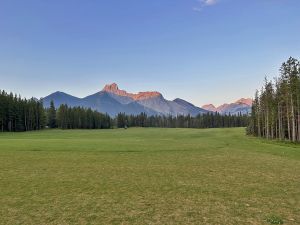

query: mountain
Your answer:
[42,83,208,117]
[201,104,217,112]
[202,98,252,115]
[100,83,189,115]
[235,98,253,106]
[81,91,158,116]
[173,98,208,116]
[42,91,81,108]
[102,83,161,101]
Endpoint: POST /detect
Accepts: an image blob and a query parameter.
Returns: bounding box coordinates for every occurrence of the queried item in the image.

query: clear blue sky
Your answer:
[0,0,299,106]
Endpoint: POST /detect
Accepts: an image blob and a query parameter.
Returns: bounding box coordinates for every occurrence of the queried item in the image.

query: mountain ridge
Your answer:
[102,83,162,101]
[43,83,251,116]
[202,98,252,115]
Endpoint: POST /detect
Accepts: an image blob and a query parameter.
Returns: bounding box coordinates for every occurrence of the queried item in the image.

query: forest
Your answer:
[115,112,248,129]
[247,57,300,142]
[49,102,112,129]
[0,91,45,132]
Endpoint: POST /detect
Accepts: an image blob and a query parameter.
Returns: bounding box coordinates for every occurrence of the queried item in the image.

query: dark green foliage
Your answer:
[114,112,249,129]
[0,90,46,132]
[56,104,111,129]
[116,112,128,128]
[248,57,300,142]
[47,100,57,128]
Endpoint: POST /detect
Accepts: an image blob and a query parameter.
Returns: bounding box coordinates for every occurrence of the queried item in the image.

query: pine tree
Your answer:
[248,57,300,142]
[48,100,57,128]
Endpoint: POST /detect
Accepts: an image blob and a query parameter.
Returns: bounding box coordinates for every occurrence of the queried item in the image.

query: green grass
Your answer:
[0,128,299,225]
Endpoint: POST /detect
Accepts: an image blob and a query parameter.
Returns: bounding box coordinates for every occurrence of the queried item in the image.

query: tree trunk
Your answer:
[291,97,296,142]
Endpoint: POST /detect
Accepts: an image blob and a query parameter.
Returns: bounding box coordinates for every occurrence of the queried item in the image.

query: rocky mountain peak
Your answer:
[235,98,253,106]
[202,104,217,112]
[102,83,162,100]
[103,83,119,92]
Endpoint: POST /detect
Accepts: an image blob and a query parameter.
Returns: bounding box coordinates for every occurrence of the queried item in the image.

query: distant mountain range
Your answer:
[202,98,252,115]
[42,83,252,117]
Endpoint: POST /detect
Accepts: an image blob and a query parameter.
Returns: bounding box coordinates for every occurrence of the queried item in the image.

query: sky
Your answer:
[0,0,300,106]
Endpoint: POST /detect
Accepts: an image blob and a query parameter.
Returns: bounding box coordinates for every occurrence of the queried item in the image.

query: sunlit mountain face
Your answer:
[202,98,252,115]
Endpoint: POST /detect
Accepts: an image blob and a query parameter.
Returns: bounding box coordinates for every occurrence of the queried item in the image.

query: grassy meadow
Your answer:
[0,128,299,225]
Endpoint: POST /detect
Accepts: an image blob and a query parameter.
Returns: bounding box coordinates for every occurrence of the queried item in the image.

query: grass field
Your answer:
[0,128,299,225]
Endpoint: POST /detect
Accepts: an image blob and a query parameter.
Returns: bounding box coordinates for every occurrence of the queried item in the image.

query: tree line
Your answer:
[115,112,249,129]
[0,90,46,132]
[47,101,111,129]
[247,57,300,142]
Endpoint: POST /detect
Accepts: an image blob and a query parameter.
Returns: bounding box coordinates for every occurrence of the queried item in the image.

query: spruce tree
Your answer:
[48,100,56,128]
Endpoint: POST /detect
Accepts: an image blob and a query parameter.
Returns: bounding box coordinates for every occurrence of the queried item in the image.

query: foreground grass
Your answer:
[0,128,299,225]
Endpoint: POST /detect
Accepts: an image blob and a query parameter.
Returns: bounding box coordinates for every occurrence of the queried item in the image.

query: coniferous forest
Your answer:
[0,90,45,132]
[115,112,248,129]
[53,103,112,129]
[247,57,300,142]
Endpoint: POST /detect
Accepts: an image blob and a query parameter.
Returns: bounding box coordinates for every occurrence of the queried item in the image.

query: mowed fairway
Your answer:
[0,128,299,225]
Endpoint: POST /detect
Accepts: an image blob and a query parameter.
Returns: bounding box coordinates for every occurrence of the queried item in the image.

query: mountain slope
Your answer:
[136,95,184,116]
[173,98,209,116]
[202,104,217,112]
[43,91,82,108]
[82,91,158,116]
